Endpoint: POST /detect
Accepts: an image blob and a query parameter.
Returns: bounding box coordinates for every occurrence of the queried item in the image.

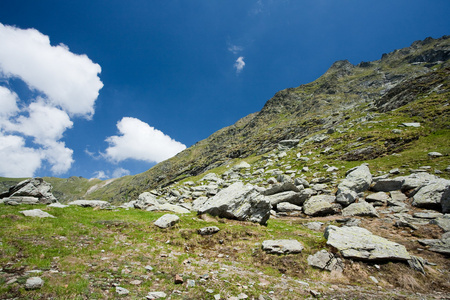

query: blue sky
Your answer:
[0,0,449,179]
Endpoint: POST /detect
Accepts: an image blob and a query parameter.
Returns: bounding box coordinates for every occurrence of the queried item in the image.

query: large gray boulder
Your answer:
[154,214,180,229]
[3,178,57,204]
[20,209,56,218]
[412,178,450,212]
[336,164,372,206]
[261,182,301,196]
[342,202,379,218]
[303,195,339,217]
[196,182,271,225]
[68,200,110,208]
[134,192,162,209]
[324,225,411,261]
[261,239,304,254]
[265,191,308,206]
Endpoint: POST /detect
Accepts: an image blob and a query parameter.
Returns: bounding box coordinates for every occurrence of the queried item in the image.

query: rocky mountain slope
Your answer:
[81,35,450,203]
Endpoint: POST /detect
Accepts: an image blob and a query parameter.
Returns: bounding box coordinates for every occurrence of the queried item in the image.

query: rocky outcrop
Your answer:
[68,200,110,208]
[1,178,57,204]
[412,178,450,212]
[154,214,180,229]
[196,182,271,225]
[324,225,411,261]
[336,164,372,206]
[307,250,344,272]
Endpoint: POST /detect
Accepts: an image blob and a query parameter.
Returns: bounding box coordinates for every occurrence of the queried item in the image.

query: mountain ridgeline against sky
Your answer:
[3,35,448,203]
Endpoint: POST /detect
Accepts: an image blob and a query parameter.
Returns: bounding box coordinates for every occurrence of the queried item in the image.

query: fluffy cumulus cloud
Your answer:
[104,117,186,164]
[0,23,103,177]
[234,56,246,73]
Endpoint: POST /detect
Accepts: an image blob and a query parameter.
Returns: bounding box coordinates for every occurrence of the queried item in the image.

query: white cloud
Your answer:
[0,23,103,177]
[112,167,130,178]
[0,23,103,117]
[234,56,246,73]
[92,170,108,180]
[0,133,42,177]
[104,117,186,164]
[228,44,243,54]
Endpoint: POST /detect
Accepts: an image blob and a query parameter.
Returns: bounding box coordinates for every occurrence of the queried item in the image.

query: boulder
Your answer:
[307,250,344,272]
[4,178,57,204]
[412,178,450,212]
[196,182,271,225]
[324,225,411,261]
[261,239,304,254]
[154,214,180,229]
[262,182,301,196]
[342,202,379,217]
[335,187,358,206]
[232,161,251,170]
[401,172,438,192]
[3,196,40,205]
[305,222,323,231]
[265,191,307,206]
[276,202,302,212]
[134,192,162,209]
[371,178,403,192]
[365,192,390,206]
[303,196,339,217]
[68,200,110,208]
[278,139,299,149]
[336,164,372,207]
[20,209,56,218]
[430,216,450,232]
[147,203,190,214]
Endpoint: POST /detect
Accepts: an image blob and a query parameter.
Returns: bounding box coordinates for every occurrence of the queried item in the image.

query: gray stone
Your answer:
[324,225,411,261]
[390,190,407,203]
[134,192,161,209]
[413,212,443,219]
[196,182,271,225]
[278,139,299,149]
[303,196,339,217]
[7,178,57,204]
[307,250,344,272]
[342,202,379,218]
[276,202,302,212]
[146,291,167,299]
[336,165,372,207]
[68,200,110,208]
[154,214,180,229]
[305,222,324,231]
[232,161,251,170]
[147,203,190,214]
[262,182,301,196]
[294,177,310,188]
[198,226,220,235]
[48,202,68,208]
[408,256,426,274]
[3,196,39,205]
[401,122,420,127]
[371,178,404,192]
[335,187,359,206]
[430,216,450,232]
[365,192,390,206]
[428,152,443,158]
[266,191,308,206]
[116,287,130,295]
[20,209,56,218]
[261,239,304,254]
[412,178,450,212]
[25,277,44,290]
[191,196,209,212]
[401,172,438,192]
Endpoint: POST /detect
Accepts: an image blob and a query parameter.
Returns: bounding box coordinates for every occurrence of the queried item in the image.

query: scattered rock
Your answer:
[365,192,390,206]
[400,122,420,127]
[276,202,303,212]
[174,274,183,284]
[303,196,339,217]
[307,250,344,272]
[25,277,44,290]
[3,178,57,204]
[324,225,411,261]
[146,291,167,299]
[342,202,379,218]
[336,164,372,206]
[154,214,180,229]
[48,202,68,208]
[20,209,56,218]
[266,191,307,206]
[428,152,443,158]
[305,222,323,231]
[262,239,304,254]
[198,226,220,235]
[412,178,450,212]
[68,200,110,208]
[196,182,271,225]
[116,287,130,295]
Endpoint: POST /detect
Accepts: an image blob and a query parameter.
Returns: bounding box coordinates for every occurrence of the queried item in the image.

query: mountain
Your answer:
[2,35,449,203]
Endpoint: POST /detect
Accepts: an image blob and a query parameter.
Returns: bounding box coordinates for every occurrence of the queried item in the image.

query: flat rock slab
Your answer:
[324,225,411,261]
[307,249,344,272]
[342,202,379,218]
[68,200,110,208]
[20,209,55,218]
[262,239,304,254]
[154,214,180,229]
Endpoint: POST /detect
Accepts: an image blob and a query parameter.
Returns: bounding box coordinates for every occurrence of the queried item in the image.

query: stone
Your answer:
[148,203,190,214]
[48,202,68,208]
[401,172,438,192]
[174,274,183,284]
[401,122,420,127]
[154,214,180,229]
[412,178,450,212]
[389,190,407,203]
[408,256,426,274]
[6,178,57,204]
[303,196,339,217]
[336,165,372,207]
[201,173,222,182]
[307,250,344,272]
[278,139,299,149]
[430,216,450,232]
[335,187,359,206]
[365,192,390,206]
[305,222,324,231]
[20,209,56,218]
[116,287,130,295]
[413,212,443,219]
[324,225,411,261]
[342,202,379,218]
[68,200,110,208]
[295,177,310,188]
[134,192,161,209]
[232,161,251,170]
[25,277,44,290]
[187,279,195,287]
[262,182,301,195]
[3,196,39,205]
[146,291,167,299]
[276,202,302,212]
[428,152,443,158]
[262,239,304,254]
[371,177,403,192]
[196,182,271,225]
[265,191,308,206]
[198,226,220,235]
